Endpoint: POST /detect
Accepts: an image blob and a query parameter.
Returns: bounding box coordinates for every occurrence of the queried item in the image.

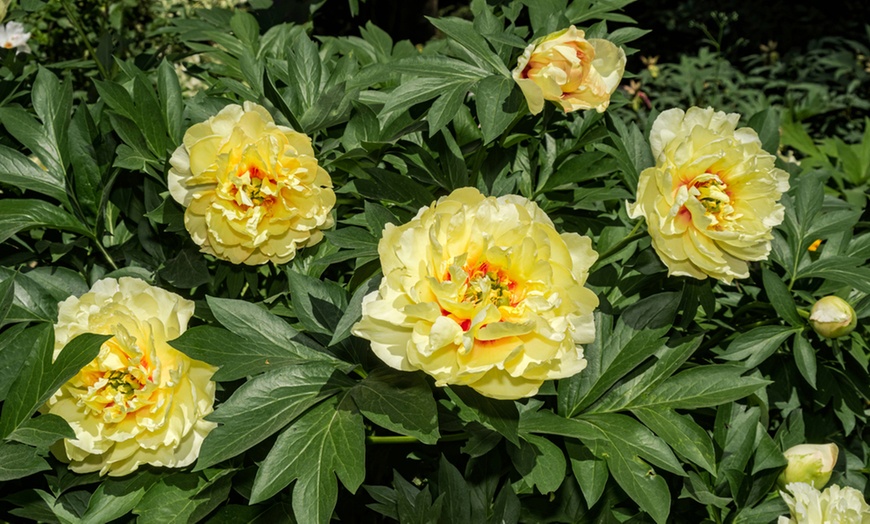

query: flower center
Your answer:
[459,262,518,308]
[3,42,13,49]
[231,165,276,208]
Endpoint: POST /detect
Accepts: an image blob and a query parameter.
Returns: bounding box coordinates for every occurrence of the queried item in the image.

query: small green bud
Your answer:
[809,296,856,339]
[777,443,838,489]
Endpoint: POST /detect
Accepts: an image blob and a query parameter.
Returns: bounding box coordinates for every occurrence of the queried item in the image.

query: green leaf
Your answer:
[230,10,260,50]
[0,144,66,202]
[330,275,379,346]
[6,413,74,448]
[718,325,799,365]
[204,296,339,368]
[68,106,103,220]
[0,106,64,178]
[159,248,210,289]
[633,407,716,474]
[0,324,31,402]
[445,386,520,446]
[194,362,348,470]
[762,268,802,327]
[748,108,781,155]
[580,413,685,477]
[287,271,348,336]
[171,326,316,381]
[132,75,170,157]
[538,151,617,193]
[0,326,108,438]
[0,441,50,481]
[428,83,471,135]
[250,393,366,523]
[134,470,234,524]
[351,367,440,444]
[379,77,472,125]
[474,75,523,144]
[0,199,92,245]
[426,17,512,77]
[32,67,73,172]
[565,439,608,508]
[508,434,566,494]
[80,471,162,524]
[437,456,471,523]
[793,333,817,389]
[0,273,14,327]
[633,365,771,410]
[157,60,184,144]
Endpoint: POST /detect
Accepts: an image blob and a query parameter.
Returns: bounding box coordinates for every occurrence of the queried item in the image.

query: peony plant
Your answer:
[0,1,867,523]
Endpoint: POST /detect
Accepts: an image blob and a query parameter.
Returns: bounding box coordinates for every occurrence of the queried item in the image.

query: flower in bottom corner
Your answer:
[351,187,599,400]
[627,106,789,283]
[42,277,217,476]
[778,482,870,523]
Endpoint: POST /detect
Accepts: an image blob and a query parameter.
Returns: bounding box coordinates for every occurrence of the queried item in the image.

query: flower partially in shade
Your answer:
[809,296,857,339]
[0,21,31,54]
[512,25,626,115]
[169,102,335,265]
[778,443,838,489]
[778,483,870,523]
[43,278,217,476]
[627,107,789,283]
[352,187,599,400]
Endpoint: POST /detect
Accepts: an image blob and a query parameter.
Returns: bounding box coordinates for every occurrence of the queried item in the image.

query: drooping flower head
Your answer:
[43,278,217,476]
[352,188,599,400]
[512,25,626,115]
[169,102,335,265]
[0,21,31,54]
[628,107,789,282]
[778,482,870,523]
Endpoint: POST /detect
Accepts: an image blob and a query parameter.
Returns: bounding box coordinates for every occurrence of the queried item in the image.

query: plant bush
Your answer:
[0,1,868,523]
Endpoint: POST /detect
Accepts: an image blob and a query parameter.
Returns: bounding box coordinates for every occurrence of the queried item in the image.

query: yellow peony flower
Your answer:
[627,107,789,283]
[168,102,335,265]
[779,483,870,524]
[512,25,626,115]
[352,188,599,400]
[43,277,216,476]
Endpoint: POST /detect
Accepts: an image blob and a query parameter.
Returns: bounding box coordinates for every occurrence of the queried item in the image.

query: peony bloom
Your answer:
[168,102,335,265]
[627,107,789,283]
[512,25,626,115]
[778,483,870,524]
[809,296,857,339]
[43,278,216,476]
[778,443,839,489]
[352,187,599,400]
[0,21,31,54]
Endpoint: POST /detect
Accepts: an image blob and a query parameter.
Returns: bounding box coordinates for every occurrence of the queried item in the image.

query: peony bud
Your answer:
[809,296,857,339]
[777,443,838,489]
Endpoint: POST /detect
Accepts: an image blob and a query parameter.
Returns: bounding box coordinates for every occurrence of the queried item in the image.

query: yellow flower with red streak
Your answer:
[352,188,599,400]
[42,278,216,476]
[627,107,789,282]
[168,102,335,265]
[512,25,626,115]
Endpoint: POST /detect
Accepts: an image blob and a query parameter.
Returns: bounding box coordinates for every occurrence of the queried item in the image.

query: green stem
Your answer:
[92,237,119,271]
[366,432,469,445]
[590,221,644,271]
[352,366,368,379]
[61,0,111,80]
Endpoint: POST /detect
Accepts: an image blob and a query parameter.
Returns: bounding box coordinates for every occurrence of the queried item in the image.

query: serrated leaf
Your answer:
[194,362,347,470]
[250,393,366,523]
[351,367,439,444]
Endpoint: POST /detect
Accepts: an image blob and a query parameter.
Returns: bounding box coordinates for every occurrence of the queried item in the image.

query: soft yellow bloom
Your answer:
[43,278,216,476]
[512,25,626,115]
[778,444,838,489]
[627,107,789,283]
[352,188,599,400]
[809,296,857,339]
[778,483,870,523]
[169,102,335,265]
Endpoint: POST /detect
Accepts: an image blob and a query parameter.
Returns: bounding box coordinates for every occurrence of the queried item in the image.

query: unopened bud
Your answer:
[809,296,857,339]
[777,443,838,489]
